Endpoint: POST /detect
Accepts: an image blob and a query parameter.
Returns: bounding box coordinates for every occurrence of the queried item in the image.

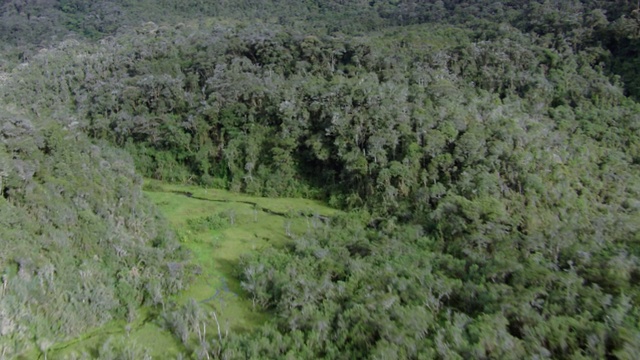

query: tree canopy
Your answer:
[1,0,640,359]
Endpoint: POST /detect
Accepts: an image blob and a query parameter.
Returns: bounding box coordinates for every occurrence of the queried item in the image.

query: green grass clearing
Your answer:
[45,181,338,359]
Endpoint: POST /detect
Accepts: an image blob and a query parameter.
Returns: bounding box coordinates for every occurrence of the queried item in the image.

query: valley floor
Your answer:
[46,181,338,359]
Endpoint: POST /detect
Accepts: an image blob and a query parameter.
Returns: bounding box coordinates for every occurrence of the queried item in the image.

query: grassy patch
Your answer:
[47,180,338,358]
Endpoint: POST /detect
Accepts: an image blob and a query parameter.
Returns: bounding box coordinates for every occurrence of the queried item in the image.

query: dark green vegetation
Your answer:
[1,0,640,359]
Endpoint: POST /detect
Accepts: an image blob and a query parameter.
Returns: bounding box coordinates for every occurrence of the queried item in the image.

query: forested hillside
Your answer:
[1,1,640,359]
[0,108,188,357]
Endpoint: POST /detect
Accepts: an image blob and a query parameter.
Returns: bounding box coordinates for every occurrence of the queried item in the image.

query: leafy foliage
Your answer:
[1,0,640,359]
[0,109,187,357]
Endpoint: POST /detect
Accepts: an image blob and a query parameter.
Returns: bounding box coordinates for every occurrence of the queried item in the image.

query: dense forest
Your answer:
[1,0,640,359]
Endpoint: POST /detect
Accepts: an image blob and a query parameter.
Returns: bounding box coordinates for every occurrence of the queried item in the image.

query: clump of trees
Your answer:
[226,212,640,358]
[0,109,188,357]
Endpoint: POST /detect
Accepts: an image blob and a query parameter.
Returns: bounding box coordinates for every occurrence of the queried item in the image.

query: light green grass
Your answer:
[46,181,338,359]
